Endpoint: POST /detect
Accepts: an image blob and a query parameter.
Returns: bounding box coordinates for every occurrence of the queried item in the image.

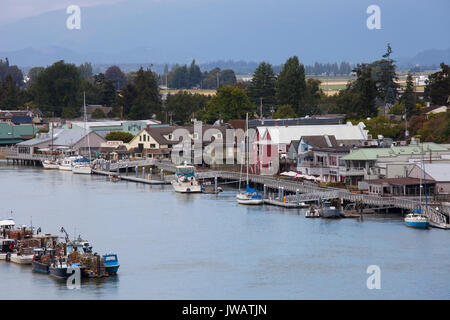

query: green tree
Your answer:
[105,65,127,90]
[370,43,399,105]
[188,60,202,88]
[273,104,297,119]
[0,75,22,109]
[403,72,418,118]
[166,91,210,124]
[425,62,450,105]
[200,85,254,123]
[105,131,134,143]
[299,78,322,116]
[123,67,161,120]
[247,62,276,115]
[78,62,93,81]
[91,108,107,119]
[27,67,44,87]
[31,60,81,117]
[276,56,306,113]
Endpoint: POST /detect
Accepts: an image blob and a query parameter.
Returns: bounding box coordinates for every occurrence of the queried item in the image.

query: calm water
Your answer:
[0,161,449,299]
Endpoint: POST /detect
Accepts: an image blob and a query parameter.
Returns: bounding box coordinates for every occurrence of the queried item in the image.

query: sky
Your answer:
[0,0,449,65]
[0,0,122,24]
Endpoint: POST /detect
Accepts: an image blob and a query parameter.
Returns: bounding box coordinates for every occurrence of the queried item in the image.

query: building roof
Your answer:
[249,115,345,128]
[341,143,449,161]
[11,115,32,124]
[257,122,368,145]
[0,123,37,141]
[17,129,101,147]
[421,105,447,114]
[420,163,450,181]
[301,135,338,148]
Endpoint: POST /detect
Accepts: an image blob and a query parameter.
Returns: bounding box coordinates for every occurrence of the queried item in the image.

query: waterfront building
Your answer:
[15,129,106,157]
[407,162,450,197]
[253,122,368,175]
[366,177,436,197]
[294,135,350,183]
[63,119,165,136]
[0,123,37,145]
[341,143,450,186]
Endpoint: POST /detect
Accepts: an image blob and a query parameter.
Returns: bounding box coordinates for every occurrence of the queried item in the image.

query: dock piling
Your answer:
[142,167,145,179]
[161,169,164,182]
[135,166,138,178]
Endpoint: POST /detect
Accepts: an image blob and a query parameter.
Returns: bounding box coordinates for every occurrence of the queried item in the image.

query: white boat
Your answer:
[10,253,34,265]
[58,157,75,171]
[305,206,320,218]
[72,165,92,174]
[42,159,59,169]
[171,164,202,193]
[236,113,263,205]
[71,92,92,175]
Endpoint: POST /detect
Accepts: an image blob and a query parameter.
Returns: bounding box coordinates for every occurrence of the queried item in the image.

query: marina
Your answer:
[1,162,449,299]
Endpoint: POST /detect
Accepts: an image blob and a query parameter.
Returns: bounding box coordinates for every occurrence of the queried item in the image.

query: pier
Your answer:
[2,151,449,229]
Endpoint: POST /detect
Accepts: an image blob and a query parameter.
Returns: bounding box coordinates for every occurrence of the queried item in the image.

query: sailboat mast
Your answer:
[246,113,249,185]
[83,92,91,161]
[421,143,428,214]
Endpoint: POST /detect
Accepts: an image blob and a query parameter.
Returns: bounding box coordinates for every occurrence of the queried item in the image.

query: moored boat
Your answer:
[32,248,55,274]
[305,206,320,218]
[42,159,59,169]
[10,253,34,265]
[405,212,429,229]
[318,201,341,218]
[171,164,201,193]
[236,185,263,205]
[103,253,120,275]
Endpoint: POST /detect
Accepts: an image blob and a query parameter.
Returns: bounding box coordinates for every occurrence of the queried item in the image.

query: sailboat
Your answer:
[72,92,92,175]
[236,113,263,205]
[42,124,59,169]
[405,143,429,229]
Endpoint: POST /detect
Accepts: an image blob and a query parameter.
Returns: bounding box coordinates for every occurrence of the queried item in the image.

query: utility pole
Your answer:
[260,97,263,120]
[216,72,219,89]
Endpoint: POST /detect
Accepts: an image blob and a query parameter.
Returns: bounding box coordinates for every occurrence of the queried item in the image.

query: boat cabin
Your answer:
[175,165,195,178]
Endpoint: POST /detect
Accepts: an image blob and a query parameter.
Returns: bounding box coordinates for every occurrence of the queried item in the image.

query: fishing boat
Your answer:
[236,113,263,205]
[49,260,85,279]
[305,206,320,218]
[318,201,341,218]
[72,92,92,175]
[31,248,55,274]
[0,239,14,260]
[103,253,120,275]
[171,164,202,193]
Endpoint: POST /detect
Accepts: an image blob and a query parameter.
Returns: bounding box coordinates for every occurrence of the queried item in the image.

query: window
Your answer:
[139,136,142,141]
[143,135,146,142]
[168,134,173,140]
[150,144,156,148]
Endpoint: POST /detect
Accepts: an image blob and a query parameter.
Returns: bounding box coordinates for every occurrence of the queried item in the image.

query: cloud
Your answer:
[0,0,123,25]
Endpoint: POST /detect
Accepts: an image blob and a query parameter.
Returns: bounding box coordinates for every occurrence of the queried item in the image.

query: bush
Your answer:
[91,108,107,119]
[105,131,134,143]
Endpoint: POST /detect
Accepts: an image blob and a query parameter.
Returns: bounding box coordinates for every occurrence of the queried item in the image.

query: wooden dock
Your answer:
[92,170,172,185]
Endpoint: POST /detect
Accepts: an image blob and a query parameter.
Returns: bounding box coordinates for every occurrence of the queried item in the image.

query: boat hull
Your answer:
[405,220,429,229]
[236,194,263,205]
[10,254,33,265]
[105,265,120,274]
[171,181,202,193]
[32,260,50,274]
[319,208,341,218]
[72,166,92,174]
[43,163,59,169]
[49,265,85,279]
[58,165,72,171]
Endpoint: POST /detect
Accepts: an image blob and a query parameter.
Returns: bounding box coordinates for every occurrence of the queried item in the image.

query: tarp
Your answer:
[246,184,258,194]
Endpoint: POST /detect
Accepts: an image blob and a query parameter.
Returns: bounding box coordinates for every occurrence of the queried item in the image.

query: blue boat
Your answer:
[103,254,120,274]
[405,207,429,229]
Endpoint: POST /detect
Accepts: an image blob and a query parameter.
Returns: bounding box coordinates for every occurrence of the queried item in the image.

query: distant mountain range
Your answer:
[0,0,448,71]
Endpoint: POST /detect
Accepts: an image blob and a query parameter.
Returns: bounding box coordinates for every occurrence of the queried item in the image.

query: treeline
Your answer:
[160,60,237,89]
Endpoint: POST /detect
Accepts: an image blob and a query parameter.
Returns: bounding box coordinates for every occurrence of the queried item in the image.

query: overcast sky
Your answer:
[0,0,122,24]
